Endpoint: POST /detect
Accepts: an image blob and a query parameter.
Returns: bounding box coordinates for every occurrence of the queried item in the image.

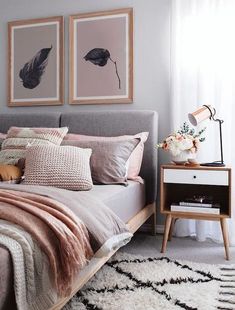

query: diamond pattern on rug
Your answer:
[63,253,235,310]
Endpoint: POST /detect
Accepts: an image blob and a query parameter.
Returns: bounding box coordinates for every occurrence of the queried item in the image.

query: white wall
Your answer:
[0,0,171,224]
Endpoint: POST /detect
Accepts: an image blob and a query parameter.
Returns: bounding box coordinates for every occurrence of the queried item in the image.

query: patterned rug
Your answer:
[63,253,235,310]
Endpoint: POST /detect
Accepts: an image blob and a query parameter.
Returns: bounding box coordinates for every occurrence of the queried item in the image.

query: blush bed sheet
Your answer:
[0,181,145,310]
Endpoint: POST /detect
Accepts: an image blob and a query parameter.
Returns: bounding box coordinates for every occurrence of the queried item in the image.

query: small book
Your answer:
[179,201,212,208]
[170,204,220,214]
[183,195,213,204]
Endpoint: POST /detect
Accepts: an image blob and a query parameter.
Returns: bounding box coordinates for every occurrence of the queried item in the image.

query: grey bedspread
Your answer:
[0,184,132,310]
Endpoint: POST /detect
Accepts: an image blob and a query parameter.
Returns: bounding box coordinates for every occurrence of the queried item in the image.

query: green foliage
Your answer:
[177,122,190,135]
[177,122,206,141]
[194,127,206,138]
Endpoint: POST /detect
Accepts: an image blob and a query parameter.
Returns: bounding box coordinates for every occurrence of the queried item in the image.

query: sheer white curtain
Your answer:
[170,0,235,244]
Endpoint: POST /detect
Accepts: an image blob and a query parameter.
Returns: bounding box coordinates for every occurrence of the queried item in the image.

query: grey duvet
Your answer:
[0,184,132,310]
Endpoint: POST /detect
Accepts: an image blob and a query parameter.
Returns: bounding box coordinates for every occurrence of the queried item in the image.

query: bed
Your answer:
[0,110,158,310]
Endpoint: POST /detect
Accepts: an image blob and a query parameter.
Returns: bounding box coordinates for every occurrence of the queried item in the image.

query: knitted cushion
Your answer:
[0,127,68,165]
[24,145,93,191]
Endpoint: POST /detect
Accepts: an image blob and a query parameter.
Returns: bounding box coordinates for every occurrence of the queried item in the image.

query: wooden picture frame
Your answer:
[8,16,64,107]
[69,8,133,105]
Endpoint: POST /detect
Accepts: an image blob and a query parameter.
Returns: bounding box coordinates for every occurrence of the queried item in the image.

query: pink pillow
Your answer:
[0,126,68,165]
[63,132,149,182]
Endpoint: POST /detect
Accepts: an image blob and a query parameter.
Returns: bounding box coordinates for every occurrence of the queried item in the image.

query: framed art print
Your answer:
[69,8,133,104]
[8,16,64,106]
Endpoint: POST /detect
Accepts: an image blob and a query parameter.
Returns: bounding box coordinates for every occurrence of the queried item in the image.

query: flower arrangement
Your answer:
[157,122,206,157]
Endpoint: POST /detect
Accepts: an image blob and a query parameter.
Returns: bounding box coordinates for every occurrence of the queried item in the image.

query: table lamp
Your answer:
[188,105,225,167]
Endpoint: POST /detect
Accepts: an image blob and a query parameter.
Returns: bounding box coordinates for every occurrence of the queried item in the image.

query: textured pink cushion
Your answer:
[64,132,149,182]
[0,127,68,165]
[24,145,93,190]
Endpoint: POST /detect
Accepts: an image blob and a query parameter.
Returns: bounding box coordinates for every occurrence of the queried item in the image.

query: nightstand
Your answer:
[160,164,232,260]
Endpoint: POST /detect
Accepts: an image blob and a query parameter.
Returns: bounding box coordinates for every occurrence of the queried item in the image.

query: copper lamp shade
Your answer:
[188,105,215,126]
[188,105,225,167]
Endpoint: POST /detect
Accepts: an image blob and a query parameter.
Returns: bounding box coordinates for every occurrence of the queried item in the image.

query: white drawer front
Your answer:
[164,169,229,186]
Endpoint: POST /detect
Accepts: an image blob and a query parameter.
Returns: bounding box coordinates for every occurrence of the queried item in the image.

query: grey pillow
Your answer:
[62,139,139,185]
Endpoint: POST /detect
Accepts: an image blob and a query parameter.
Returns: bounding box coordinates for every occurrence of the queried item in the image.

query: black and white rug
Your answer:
[64,253,235,310]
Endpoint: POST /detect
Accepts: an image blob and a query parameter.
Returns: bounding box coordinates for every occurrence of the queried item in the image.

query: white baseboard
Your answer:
[139,223,164,234]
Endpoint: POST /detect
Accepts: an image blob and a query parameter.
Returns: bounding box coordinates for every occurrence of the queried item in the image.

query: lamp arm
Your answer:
[203,104,224,123]
[217,118,224,164]
[203,105,224,164]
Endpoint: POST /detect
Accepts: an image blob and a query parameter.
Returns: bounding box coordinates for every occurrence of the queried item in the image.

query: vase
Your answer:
[171,150,196,165]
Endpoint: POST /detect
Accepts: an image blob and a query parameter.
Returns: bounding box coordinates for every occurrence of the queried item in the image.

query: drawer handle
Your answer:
[193,175,197,179]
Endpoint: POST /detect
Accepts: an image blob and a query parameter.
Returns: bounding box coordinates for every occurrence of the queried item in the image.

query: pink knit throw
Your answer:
[0,189,93,296]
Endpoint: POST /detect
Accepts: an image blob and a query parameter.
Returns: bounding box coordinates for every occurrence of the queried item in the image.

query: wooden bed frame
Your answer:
[50,202,156,310]
[0,110,157,309]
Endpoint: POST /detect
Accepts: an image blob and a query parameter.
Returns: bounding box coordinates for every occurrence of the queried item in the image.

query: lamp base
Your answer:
[200,162,225,167]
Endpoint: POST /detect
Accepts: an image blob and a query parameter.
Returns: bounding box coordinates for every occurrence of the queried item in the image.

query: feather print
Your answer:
[84,48,121,89]
[84,48,110,66]
[19,45,52,89]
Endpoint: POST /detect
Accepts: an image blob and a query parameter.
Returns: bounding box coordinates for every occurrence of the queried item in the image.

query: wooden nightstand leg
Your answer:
[161,214,172,253]
[220,218,230,260]
[168,217,176,241]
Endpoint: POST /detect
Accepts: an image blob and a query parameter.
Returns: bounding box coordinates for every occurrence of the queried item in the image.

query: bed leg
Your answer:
[151,203,157,236]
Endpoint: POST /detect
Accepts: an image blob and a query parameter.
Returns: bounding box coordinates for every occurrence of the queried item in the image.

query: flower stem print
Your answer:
[84,48,121,89]
[108,56,121,90]
[19,45,52,89]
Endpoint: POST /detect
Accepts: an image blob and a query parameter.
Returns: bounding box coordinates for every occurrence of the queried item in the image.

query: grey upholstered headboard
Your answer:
[61,111,158,204]
[0,110,158,204]
[0,113,61,133]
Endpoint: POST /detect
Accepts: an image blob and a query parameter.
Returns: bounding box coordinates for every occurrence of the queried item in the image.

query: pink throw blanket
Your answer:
[0,189,93,296]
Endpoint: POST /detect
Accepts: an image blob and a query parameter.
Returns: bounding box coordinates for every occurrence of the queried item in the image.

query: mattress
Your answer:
[89,181,146,223]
